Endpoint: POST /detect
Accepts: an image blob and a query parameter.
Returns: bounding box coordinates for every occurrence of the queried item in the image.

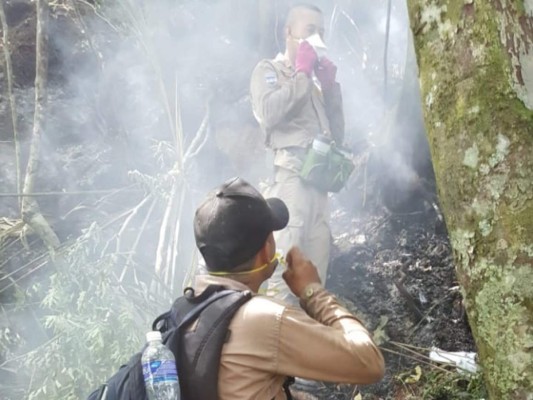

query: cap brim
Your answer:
[266,197,289,231]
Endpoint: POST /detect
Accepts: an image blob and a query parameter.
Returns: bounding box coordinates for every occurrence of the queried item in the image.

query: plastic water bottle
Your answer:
[142,331,180,400]
[312,135,331,155]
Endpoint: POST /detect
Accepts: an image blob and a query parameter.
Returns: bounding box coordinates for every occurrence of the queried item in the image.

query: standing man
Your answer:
[250,4,344,301]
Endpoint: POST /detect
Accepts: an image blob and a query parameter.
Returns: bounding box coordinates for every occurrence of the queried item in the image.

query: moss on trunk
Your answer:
[407,1,533,398]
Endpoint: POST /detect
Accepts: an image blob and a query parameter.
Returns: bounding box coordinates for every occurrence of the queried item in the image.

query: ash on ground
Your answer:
[324,197,476,399]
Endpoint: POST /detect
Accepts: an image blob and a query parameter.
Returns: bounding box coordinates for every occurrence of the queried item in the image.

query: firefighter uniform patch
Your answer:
[265,71,278,86]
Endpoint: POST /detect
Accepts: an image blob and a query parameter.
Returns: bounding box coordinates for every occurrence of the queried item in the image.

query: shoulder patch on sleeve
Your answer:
[264,71,278,86]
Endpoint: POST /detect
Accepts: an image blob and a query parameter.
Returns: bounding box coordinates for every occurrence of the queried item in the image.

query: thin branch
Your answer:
[114,195,152,254]
[0,335,58,369]
[0,238,39,269]
[0,1,22,210]
[380,347,452,374]
[20,0,60,251]
[0,258,48,295]
[0,251,48,283]
[0,188,142,197]
[74,0,120,33]
[183,107,210,164]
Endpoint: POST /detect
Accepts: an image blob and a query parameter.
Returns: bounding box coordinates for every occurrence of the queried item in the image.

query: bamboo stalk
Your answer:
[0,1,22,210]
[119,197,157,282]
[174,71,183,163]
[154,182,178,277]
[163,184,181,289]
[168,181,187,292]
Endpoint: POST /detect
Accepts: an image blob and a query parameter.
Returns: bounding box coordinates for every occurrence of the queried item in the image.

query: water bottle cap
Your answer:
[146,331,162,342]
[312,138,330,154]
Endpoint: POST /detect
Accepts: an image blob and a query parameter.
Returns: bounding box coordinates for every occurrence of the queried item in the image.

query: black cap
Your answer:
[194,177,289,272]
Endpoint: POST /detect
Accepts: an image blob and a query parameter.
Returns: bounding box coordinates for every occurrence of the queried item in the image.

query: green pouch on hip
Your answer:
[300,138,355,193]
[327,145,355,192]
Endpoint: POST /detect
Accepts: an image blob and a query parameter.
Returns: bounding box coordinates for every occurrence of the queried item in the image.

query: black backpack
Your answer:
[87,285,253,400]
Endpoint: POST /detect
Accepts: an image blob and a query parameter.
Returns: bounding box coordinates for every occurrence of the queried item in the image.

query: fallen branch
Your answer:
[394,270,425,321]
[380,346,451,375]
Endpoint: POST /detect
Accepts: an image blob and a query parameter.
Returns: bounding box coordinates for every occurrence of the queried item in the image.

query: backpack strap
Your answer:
[152,285,227,332]
[87,352,144,400]
[164,287,253,400]
[283,376,295,400]
[176,289,238,330]
[87,384,111,400]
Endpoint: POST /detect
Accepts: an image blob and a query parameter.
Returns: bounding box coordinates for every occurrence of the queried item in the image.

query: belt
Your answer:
[280,146,308,158]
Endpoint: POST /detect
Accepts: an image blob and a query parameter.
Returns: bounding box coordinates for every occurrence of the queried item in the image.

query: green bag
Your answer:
[300,141,355,193]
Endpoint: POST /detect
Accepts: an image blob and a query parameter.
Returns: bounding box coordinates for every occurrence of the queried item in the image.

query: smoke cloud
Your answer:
[0,0,430,397]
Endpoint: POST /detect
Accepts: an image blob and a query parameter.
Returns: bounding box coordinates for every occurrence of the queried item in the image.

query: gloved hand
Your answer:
[315,57,337,89]
[295,41,318,77]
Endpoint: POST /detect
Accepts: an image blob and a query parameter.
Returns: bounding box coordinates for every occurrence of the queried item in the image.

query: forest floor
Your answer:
[311,195,480,399]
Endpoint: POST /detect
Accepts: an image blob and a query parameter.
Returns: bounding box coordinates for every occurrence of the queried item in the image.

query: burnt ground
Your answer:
[319,194,477,399]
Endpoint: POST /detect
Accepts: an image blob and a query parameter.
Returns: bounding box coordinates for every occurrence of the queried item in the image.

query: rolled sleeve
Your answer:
[276,285,385,384]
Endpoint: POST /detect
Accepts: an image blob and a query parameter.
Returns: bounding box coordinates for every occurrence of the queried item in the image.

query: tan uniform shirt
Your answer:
[194,275,385,400]
[250,54,345,151]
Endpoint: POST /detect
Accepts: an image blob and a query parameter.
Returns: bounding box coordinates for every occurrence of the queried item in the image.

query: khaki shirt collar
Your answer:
[274,52,293,72]
[193,274,252,294]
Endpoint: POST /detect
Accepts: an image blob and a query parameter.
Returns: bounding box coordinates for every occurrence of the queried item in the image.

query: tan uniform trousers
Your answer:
[263,150,330,303]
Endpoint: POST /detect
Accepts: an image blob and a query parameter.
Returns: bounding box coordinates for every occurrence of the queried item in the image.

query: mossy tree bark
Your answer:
[407,1,532,398]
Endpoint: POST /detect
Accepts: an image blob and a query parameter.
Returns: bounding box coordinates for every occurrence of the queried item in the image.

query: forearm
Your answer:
[276,284,385,384]
[323,83,345,144]
[300,283,366,330]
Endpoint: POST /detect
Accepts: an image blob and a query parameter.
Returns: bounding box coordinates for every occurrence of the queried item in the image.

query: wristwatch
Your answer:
[302,284,320,300]
[303,286,315,299]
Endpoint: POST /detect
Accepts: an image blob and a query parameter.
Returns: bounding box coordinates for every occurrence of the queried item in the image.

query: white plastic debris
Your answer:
[429,347,478,374]
[418,291,428,305]
[354,234,366,244]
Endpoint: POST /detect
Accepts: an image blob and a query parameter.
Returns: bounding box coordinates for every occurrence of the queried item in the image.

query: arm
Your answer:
[250,60,312,130]
[323,83,345,144]
[315,58,345,144]
[276,285,384,384]
[276,247,384,384]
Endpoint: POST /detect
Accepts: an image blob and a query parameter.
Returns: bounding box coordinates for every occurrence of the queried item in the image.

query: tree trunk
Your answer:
[406,1,533,398]
[0,1,22,209]
[21,0,60,251]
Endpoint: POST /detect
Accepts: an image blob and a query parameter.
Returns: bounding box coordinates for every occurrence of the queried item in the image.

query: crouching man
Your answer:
[193,177,385,399]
